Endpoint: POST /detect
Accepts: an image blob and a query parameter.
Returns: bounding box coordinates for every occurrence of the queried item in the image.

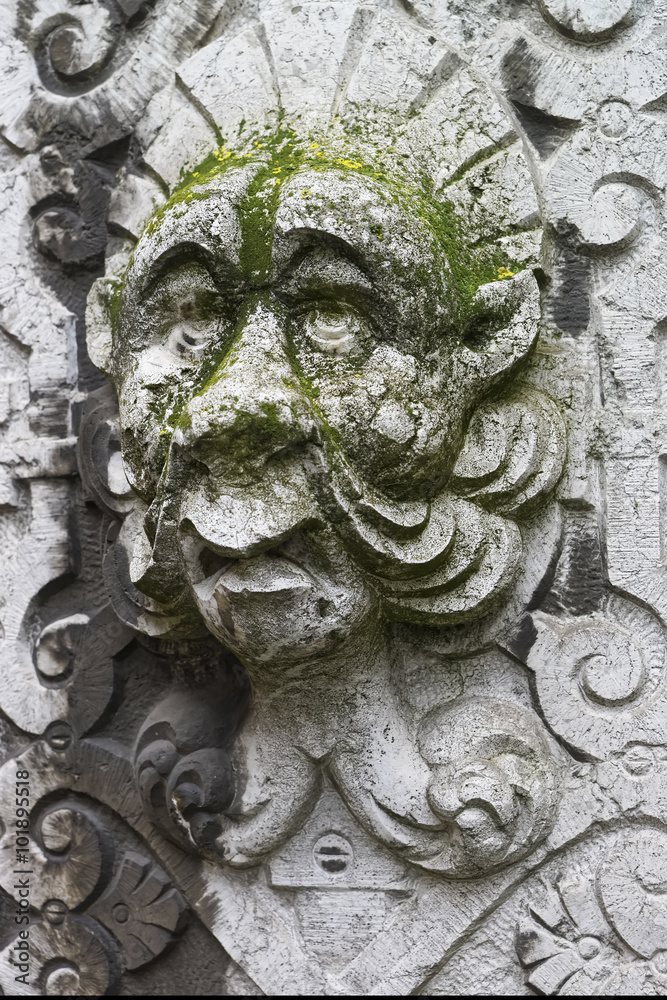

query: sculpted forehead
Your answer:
[126,165,257,288]
[123,163,445,297]
[274,168,441,277]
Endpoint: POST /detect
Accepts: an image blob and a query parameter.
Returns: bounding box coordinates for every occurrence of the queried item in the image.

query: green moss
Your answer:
[237,164,281,283]
[137,118,524,326]
[140,145,255,242]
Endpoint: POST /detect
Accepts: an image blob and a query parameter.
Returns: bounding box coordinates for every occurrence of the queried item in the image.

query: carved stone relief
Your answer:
[2,0,667,994]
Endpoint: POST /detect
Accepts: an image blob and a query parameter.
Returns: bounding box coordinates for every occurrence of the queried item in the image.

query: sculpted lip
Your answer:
[182,528,314,594]
[212,552,314,595]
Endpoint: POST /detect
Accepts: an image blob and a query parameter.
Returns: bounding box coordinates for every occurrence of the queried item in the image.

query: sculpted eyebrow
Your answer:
[139,241,243,299]
[139,243,215,293]
[276,229,374,282]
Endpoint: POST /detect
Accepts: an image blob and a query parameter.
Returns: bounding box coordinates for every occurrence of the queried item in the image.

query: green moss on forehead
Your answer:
[153,118,525,315]
[237,163,281,285]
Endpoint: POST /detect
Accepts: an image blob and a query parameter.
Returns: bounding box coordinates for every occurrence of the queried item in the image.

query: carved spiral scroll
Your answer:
[417,697,560,877]
[0,916,118,996]
[23,0,127,95]
[537,0,637,41]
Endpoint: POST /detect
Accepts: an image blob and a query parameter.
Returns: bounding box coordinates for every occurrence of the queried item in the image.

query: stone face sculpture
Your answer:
[85,56,565,876]
[3,0,667,995]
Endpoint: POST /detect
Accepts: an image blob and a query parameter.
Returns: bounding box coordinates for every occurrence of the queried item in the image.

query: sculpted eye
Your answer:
[303,307,359,356]
[166,294,219,361]
[156,275,226,363]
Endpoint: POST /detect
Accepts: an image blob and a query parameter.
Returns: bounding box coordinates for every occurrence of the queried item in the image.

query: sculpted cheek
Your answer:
[116,381,165,489]
[316,366,448,491]
[314,381,373,441]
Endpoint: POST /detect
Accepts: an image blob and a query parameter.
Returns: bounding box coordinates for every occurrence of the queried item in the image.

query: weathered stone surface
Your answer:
[2,0,667,995]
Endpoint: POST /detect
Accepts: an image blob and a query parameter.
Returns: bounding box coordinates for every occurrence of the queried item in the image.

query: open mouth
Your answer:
[176,533,236,617]
[198,545,235,583]
[178,531,236,589]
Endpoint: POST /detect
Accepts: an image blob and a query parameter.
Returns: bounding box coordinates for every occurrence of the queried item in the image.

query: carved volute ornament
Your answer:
[3,0,667,995]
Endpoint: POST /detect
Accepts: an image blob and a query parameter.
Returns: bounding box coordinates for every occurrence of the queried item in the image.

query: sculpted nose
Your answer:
[174,299,317,479]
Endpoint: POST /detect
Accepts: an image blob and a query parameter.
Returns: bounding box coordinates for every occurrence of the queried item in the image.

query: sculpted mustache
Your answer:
[135,442,521,628]
[146,436,439,558]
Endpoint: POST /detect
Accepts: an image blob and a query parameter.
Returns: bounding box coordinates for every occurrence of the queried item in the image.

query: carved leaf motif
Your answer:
[517,888,611,995]
[88,850,188,970]
[516,833,667,995]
